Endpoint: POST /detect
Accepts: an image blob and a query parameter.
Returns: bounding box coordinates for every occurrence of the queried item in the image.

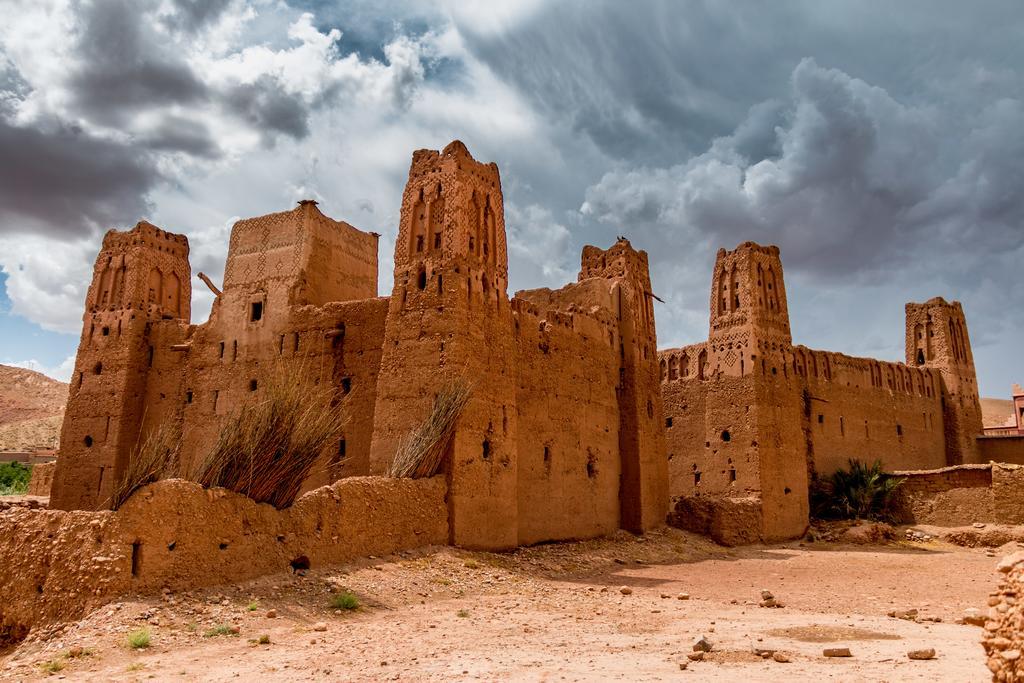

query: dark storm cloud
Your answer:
[457,0,1024,168]
[138,115,222,158]
[161,0,235,34]
[0,118,157,237]
[69,0,209,126]
[222,75,311,142]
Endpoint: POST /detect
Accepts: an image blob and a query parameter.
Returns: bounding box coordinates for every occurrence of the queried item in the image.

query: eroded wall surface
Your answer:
[0,477,447,641]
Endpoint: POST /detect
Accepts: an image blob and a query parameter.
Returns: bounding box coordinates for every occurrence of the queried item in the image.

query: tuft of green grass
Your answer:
[329,591,360,611]
[247,600,260,611]
[0,462,31,496]
[39,657,65,674]
[258,634,271,645]
[126,662,145,672]
[203,624,237,638]
[456,609,470,618]
[126,628,151,650]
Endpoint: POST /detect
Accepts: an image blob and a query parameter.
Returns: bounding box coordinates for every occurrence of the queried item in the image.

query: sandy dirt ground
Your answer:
[0,527,1004,682]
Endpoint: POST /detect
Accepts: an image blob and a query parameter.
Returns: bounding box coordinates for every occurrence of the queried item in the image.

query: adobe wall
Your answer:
[979,436,1024,466]
[888,463,1024,526]
[175,296,388,484]
[796,347,947,475]
[0,476,447,641]
[511,293,621,545]
[27,462,55,497]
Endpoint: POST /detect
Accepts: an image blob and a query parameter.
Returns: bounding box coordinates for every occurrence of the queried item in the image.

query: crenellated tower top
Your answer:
[394,140,507,295]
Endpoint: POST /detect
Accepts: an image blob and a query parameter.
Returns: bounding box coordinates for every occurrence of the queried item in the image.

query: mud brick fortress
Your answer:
[48,141,668,550]
[41,140,1023,553]
[658,242,1010,544]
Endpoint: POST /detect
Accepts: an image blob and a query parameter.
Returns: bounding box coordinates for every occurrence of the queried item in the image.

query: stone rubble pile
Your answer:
[984,551,1024,681]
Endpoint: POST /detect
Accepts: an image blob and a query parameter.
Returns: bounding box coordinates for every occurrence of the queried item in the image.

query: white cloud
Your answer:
[0,236,93,334]
[6,354,75,383]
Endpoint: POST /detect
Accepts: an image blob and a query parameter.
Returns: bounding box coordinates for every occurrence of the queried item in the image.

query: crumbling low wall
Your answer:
[0,476,447,642]
[668,495,763,546]
[890,463,1024,526]
[984,551,1024,681]
[26,461,55,496]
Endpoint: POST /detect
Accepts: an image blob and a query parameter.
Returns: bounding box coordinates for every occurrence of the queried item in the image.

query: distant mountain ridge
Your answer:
[0,364,68,451]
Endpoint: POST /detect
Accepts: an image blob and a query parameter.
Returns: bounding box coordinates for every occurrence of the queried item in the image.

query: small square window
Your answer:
[665,416,673,428]
[817,414,824,424]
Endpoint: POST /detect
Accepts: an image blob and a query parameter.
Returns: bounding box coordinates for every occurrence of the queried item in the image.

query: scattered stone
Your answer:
[888,608,919,621]
[312,622,328,632]
[687,652,705,662]
[823,647,852,658]
[962,608,987,626]
[974,523,987,529]
[772,652,791,663]
[619,586,633,596]
[998,553,1024,574]
[760,589,774,601]
[693,636,713,653]
[660,593,670,599]
[677,593,690,600]
[678,661,688,670]
[265,609,277,619]
[907,648,936,660]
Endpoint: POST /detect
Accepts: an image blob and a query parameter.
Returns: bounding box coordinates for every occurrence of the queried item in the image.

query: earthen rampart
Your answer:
[0,476,447,640]
[888,463,1024,526]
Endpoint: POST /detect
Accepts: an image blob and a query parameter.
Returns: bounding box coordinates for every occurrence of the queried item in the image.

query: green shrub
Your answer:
[329,591,360,611]
[39,657,65,674]
[126,628,151,649]
[811,459,903,522]
[203,624,237,637]
[0,462,31,495]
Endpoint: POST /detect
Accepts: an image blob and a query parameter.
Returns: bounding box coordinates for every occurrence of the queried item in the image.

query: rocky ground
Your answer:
[0,525,1007,682]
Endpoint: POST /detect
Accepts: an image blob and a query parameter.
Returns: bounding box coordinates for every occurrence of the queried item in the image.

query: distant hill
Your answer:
[0,364,68,451]
[981,396,1016,429]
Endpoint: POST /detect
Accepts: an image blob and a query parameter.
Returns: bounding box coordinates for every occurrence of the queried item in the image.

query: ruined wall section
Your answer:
[173,203,385,484]
[369,141,519,550]
[578,240,669,533]
[906,298,984,464]
[0,477,447,639]
[798,347,947,475]
[511,297,621,545]
[176,297,387,484]
[51,223,191,510]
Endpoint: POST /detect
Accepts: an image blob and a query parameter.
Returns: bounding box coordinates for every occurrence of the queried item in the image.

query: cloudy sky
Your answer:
[0,0,1021,398]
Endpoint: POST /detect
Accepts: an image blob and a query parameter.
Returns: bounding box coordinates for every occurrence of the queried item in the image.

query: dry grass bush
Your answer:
[109,420,181,510]
[389,379,472,479]
[193,370,346,509]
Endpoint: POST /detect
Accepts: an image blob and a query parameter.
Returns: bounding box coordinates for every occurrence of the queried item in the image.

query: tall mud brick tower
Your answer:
[369,141,519,549]
[661,243,809,544]
[906,298,983,464]
[50,223,191,510]
[705,244,808,540]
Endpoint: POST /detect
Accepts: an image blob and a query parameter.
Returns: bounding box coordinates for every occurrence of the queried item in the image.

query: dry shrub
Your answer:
[389,379,472,479]
[194,371,345,509]
[109,420,180,510]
